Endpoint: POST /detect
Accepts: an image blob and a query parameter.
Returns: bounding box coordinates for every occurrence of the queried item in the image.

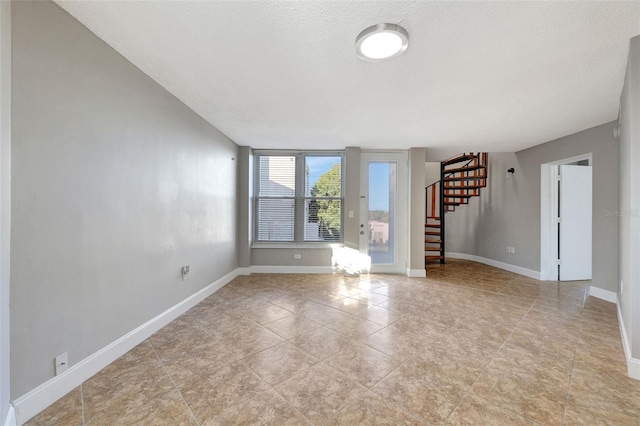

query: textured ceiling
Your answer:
[55,1,640,154]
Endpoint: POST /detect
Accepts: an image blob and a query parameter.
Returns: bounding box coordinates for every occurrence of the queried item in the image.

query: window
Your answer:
[254,152,344,243]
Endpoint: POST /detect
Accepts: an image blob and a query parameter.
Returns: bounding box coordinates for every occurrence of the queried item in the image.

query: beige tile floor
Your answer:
[26,260,639,425]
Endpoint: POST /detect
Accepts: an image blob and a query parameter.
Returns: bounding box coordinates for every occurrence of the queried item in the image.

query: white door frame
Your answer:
[359,151,408,274]
[540,153,592,281]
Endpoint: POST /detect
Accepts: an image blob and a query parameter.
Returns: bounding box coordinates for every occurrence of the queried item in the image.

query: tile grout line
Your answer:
[361,327,453,424]
[442,292,544,423]
[319,390,424,426]
[239,313,404,425]
[319,397,360,426]
[80,383,86,426]
[560,307,585,426]
[238,358,316,425]
[147,338,201,426]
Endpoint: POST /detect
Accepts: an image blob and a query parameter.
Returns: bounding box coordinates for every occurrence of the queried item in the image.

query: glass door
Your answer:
[359,152,407,273]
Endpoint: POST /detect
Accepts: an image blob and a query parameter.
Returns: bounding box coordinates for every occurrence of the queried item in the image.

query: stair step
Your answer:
[443,183,486,190]
[444,181,486,187]
[425,255,444,260]
[425,224,441,228]
[443,164,486,174]
[442,154,478,166]
[425,231,440,235]
[426,216,440,220]
[443,194,475,198]
[445,188,485,194]
[425,247,441,252]
[425,239,442,243]
[443,176,486,182]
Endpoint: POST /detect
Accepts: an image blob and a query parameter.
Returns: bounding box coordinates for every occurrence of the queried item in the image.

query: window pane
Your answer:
[259,156,295,197]
[254,153,343,244]
[257,198,294,241]
[368,162,396,264]
[304,198,342,241]
[305,156,342,197]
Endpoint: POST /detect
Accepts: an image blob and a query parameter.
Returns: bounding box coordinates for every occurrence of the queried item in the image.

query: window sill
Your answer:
[251,243,344,250]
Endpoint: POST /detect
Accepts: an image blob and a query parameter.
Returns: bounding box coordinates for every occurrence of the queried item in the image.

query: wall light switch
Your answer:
[181,265,190,280]
[294,254,302,260]
[348,210,354,218]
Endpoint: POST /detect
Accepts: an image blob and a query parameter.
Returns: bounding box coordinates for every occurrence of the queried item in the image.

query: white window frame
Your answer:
[253,150,345,245]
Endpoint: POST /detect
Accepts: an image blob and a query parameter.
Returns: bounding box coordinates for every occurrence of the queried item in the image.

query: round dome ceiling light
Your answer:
[355,23,409,62]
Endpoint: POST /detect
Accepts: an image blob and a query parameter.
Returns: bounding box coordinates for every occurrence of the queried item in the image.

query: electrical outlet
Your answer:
[55,352,68,376]
[293,253,302,260]
[506,246,511,253]
[621,279,624,294]
[511,246,516,254]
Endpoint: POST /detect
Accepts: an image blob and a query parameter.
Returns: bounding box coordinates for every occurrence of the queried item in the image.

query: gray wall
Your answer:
[252,248,333,268]
[343,147,361,250]
[445,152,520,263]
[0,1,11,422]
[11,0,238,398]
[237,146,251,269]
[618,35,640,360]
[409,148,426,272]
[446,122,619,292]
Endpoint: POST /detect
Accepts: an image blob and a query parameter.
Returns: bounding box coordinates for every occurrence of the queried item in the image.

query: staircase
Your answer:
[425,153,488,264]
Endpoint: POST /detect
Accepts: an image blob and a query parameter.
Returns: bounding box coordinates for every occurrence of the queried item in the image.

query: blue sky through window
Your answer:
[307,156,341,188]
[306,157,389,211]
[369,162,390,212]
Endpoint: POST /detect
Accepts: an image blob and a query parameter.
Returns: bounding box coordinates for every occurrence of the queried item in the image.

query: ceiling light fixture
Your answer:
[355,23,409,62]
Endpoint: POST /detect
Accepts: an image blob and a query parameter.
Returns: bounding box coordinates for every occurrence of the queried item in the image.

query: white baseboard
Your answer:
[445,252,541,280]
[617,302,640,380]
[237,267,252,276]
[250,265,334,274]
[628,358,640,381]
[589,286,617,303]
[406,268,426,278]
[12,268,240,425]
[3,405,15,426]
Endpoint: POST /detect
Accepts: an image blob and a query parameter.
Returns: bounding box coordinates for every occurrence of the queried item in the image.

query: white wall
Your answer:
[0,1,11,423]
[11,1,238,398]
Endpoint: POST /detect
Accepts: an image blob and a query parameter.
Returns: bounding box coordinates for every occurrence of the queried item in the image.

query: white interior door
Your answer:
[559,165,592,281]
[359,152,407,274]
